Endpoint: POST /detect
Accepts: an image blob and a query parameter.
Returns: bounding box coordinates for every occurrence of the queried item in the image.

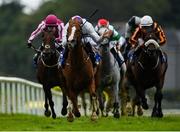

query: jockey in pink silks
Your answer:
[27,14,65,67]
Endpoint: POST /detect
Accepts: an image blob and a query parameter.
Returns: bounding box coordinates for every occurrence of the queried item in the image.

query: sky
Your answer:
[0,0,46,14]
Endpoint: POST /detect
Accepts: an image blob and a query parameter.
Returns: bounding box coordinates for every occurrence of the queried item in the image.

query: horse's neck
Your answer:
[70,43,87,68]
[100,47,116,72]
[139,52,159,69]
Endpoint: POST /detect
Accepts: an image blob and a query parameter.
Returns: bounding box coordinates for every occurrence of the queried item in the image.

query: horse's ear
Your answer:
[69,19,73,24]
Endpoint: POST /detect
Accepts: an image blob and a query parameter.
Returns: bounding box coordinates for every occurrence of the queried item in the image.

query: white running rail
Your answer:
[0,76,63,116]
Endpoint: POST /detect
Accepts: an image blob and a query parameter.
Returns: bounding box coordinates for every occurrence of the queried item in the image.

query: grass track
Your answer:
[0,114,180,131]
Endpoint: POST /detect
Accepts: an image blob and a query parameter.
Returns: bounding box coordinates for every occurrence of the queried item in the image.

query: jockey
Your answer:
[129,15,166,62]
[124,16,141,60]
[27,14,64,67]
[95,18,126,69]
[61,15,104,68]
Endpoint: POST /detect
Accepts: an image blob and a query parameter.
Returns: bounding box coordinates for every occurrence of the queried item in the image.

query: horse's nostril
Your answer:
[71,40,76,43]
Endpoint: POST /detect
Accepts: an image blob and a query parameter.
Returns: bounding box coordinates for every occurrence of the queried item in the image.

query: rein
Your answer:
[40,51,60,68]
[137,48,160,70]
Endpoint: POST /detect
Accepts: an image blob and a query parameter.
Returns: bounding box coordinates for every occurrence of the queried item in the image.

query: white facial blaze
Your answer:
[144,39,160,48]
[98,27,108,35]
[68,26,76,42]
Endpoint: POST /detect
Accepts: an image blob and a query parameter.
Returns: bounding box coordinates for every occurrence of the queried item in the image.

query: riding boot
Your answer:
[57,45,65,66]
[110,47,124,68]
[131,46,142,65]
[61,46,69,68]
[124,43,131,61]
[33,45,43,68]
[159,48,166,63]
[85,43,98,67]
[33,53,39,68]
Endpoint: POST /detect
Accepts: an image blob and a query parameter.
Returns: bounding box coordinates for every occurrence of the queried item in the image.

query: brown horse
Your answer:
[36,31,68,119]
[62,18,98,121]
[124,34,168,117]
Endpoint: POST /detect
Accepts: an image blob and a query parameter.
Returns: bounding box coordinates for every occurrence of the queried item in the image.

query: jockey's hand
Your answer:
[116,44,121,51]
[57,44,64,51]
[27,42,32,48]
[103,30,113,38]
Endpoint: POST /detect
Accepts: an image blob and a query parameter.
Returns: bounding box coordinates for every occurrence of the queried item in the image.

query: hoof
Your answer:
[44,110,51,117]
[142,103,149,110]
[74,111,81,118]
[151,109,163,118]
[52,113,56,119]
[61,107,67,116]
[91,112,98,121]
[114,112,120,118]
[137,107,143,116]
[158,112,163,118]
[67,112,74,122]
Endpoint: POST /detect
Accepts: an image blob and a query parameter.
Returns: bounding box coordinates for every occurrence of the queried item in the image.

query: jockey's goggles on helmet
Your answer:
[47,26,56,32]
[141,25,153,33]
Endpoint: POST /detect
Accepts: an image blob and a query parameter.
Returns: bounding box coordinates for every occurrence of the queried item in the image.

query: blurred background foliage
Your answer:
[0,0,179,81]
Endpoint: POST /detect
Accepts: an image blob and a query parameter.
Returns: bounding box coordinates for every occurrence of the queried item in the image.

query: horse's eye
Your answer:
[71,39,76,43]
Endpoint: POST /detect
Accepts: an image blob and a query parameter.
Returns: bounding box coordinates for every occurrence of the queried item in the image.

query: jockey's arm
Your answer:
[109,25,120,41]
[118,36,126,49]
[56,22,64,44]
[61,23,69,46]
[28,21,45,43]
[83,21,102,43]
[157,25,166,46]
[129,27,141,47]
[125,16,141,39]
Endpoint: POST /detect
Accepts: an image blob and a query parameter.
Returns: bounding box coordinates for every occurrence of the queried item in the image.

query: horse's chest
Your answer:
[136,70,158,87]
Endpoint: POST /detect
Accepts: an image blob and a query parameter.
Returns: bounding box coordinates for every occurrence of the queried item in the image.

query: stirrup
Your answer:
[33,61,37,68]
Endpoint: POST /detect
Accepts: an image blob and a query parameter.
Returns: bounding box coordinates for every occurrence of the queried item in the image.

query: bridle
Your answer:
[137,39,160,70]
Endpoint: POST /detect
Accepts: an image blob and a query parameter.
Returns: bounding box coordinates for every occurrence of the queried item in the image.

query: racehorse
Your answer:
[124,33,168,117]
[35,31,68,119]
[96,27,121,118]
[62,18,98,121]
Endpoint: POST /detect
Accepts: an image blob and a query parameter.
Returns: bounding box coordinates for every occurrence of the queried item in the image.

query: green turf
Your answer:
[0,114,180,131]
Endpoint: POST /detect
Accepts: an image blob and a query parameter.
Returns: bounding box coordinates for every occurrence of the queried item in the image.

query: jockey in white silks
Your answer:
[61,15,104,68]
[95,18,127,74]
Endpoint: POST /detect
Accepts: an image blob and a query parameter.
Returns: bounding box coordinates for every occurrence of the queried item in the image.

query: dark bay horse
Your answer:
[62,18,98,121]
[125,36,168,117]
[36,31,68,119]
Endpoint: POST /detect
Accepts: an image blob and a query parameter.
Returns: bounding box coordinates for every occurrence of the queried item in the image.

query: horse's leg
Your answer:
[61,93,68,116]
[132,95,141,116]
[137,104,143,116]
[97,88,105,116]
[112,83,120,118]
[69,91,81,118]
[152,85,163,118]
[105,90,113,117]
[81,92,87,116]
[120,80,129,116]
[137,87,149,110]
[43,87,51,117]
[47,89,56,119]
[89,79,98,121]
[67,97,74,122]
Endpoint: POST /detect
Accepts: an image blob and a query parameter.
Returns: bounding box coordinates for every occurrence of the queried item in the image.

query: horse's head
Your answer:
[143,39,160,58]
[67,18,82,48]
[98,27,113,48]
[40,31,59,67]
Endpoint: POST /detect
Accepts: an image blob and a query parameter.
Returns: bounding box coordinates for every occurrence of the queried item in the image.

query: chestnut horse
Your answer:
[62,18,98,121]
[36,31,68,119]
[124,33,168,117]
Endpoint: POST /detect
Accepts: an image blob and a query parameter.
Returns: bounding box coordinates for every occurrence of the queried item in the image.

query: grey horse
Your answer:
[96,29,121,118]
